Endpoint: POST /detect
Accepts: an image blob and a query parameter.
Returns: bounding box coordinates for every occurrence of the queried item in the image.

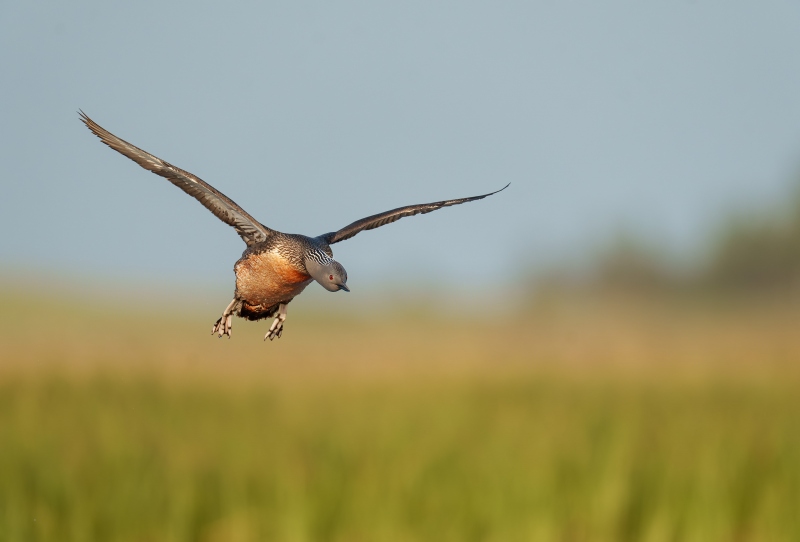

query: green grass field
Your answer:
[1,288,799,541]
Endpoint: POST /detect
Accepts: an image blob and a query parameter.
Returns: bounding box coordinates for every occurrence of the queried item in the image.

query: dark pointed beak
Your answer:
[338,284,350,292]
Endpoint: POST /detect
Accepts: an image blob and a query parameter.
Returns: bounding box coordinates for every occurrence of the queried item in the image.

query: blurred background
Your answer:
[2,1,800,540]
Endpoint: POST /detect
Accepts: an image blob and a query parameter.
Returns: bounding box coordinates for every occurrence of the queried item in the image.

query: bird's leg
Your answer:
[212,298,238,338]
[265,303,288,341]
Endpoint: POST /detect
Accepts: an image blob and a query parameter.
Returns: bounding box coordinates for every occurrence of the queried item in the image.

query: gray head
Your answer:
[305,249,349,292]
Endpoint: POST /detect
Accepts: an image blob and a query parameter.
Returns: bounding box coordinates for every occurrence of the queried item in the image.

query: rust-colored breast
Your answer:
[234,250,312,307]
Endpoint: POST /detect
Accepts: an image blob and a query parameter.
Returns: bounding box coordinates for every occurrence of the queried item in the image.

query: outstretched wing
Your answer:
[80,111,274,246]
[318,184,509,245]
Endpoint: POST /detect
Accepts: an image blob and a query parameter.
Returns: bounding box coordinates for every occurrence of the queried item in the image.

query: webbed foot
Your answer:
[212,314,233,338]
[211,298,238,339]
[264,303,288,341]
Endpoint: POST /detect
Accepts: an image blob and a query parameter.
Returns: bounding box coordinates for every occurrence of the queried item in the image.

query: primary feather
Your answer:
[79,111,273,246]
[318,184,509,244]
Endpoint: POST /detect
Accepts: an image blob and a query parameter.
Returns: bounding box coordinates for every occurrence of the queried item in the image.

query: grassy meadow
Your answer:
[1,286,799,541]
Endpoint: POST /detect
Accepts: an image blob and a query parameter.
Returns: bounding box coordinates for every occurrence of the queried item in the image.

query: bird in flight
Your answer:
[80,112,508,341]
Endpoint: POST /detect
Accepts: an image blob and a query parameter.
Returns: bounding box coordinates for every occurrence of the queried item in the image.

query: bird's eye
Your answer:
[329,274,334,280]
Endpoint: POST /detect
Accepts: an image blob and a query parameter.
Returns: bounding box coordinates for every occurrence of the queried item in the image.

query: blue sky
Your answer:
[3,1,800,298]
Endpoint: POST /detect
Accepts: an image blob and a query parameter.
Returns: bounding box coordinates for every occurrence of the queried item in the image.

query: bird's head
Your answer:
[305,250,349,292]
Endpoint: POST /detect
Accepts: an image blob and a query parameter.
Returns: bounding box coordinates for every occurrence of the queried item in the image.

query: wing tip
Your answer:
[78,109,102,135]
[481,182,510,198]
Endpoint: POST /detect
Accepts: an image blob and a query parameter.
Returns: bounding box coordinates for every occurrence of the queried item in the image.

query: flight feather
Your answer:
[80,111,273,246]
